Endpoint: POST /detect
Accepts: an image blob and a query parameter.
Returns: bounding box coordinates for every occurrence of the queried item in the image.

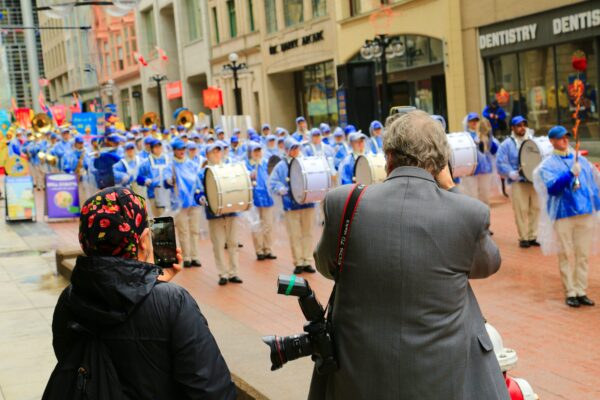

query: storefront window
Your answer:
[555,40,599,140]
[518,47,556,132]
[227,0,237,38]
[406,35,430,68]
[312,0,326,18]
[264,0,277,33]
[414,79,434,114]
[485,53,519,125]
[284,0,303,27]
[299,61,338,127]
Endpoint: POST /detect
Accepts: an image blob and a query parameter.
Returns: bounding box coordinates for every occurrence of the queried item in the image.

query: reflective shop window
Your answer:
[302,61,338,127]
[284,0,304,27]
[518,47,557,133]
[555,40,599,140]
[265,0,277,33]
[486,53,519,125]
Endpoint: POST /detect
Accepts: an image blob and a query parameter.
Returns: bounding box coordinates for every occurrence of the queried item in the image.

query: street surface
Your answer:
[0,191,599,399]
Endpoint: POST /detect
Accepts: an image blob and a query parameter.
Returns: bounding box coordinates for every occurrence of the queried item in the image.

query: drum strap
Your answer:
[325,183,367,324]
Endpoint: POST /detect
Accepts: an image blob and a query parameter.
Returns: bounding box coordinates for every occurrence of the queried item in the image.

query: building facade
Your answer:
[135,0,213,128]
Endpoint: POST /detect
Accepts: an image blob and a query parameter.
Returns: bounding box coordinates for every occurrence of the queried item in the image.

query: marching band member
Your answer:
[59,136,86,174]
[368,120,384,154]
[303,128,334,158]
[534,125,600,308]
[92,134,123,189]
[216,127,226,142]
[141,127,151,137]
[292,116,309,142]
[8,128,24,156]
[269,137,316,275]
[44,133,60,173]
[137,139,171,217]
[28,132,44,189]
[496,116,539,248]
[264,135,279,158]
[187,142,205,166]
[320,123,332,145]
[261,123,271,137]
[275,127,288,138]
[229,135,245,162]
[139,136,153,160]
[460,113,499,205]
[53,127,72,167]
[165,139,203,268]
[245,142,276,261]
[200,142,243,286]
[334,126,355,169]
[338,132,367,185]
[113,142,142,191]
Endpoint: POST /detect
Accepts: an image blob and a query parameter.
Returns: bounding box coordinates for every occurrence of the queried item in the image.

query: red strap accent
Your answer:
[338,188,367,272]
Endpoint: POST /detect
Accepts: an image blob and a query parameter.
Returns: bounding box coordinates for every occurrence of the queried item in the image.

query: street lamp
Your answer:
[150,74,167,129]
[360,34,405,119]
[223,52,247,115]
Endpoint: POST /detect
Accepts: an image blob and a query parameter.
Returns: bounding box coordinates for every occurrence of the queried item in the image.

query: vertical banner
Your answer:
[0,110,11,136]
[5,175,36,221]
[50,104,67,126]
[45,173,81,219]
[14,108,33,129]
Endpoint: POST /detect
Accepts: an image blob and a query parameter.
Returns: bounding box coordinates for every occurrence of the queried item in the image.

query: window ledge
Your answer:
[264,15,329,39]
[184,37,205,48]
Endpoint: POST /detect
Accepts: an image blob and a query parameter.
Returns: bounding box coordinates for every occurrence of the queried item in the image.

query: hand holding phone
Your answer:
[151,217,178,269]
[158,248,183,282]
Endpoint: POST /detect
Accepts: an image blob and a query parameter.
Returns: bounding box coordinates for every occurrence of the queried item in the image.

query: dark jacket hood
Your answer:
[66,256,160,326]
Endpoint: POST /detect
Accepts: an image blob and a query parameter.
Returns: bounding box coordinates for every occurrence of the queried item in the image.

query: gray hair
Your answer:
[383,110,450,175]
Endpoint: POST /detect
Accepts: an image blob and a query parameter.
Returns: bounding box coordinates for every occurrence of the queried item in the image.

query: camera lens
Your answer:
[262,333,313,371]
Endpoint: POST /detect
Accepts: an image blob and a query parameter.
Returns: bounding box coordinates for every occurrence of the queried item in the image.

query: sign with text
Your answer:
[45,173,80,219]
[269,30,324,55]
[203,86,223,109]
[5,175,36,221]
[72,112,102,136]
[166,81,183,100]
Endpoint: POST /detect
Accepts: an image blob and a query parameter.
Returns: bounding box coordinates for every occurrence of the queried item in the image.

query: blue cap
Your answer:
[275,127,288,136]
[277,137,286,143]
[186,142,197,150]
[467,112,480,122]
[74,136,84,144]
[143,136,154,145]
[217,140,229,149]
[106,133,124,143]
[370,120,383,130]
[247,142,262,152]
[295,116,306,124]
[124,142,136,150]
[141,127,150,133]
[60,126,70,134]
[131,127,140,134]
[431,115,447,130]
[151,124,158,130]
[344,125,357,135]
[171,139,186,150]
[349,132,367,142]
[250,133,261,142]
[177,125,185,131]
[163,129,169,134]
[333,127,344,137]
[548,125,570,139]
[149,138,162,148]
[91,136,100,143]
[319,123,331,133]
[262,123,271,131]
[310,128,322,136]
[205,134,216,142]
[284,137,301,151]
[266,134,277,142]
[230,136,239,144]
[232,128,241,135]
[511,116,527,126]
[126,133,135,140]
[206,142,223,153]
[247,127,257,136]
[215,127,224,134]
[199,124,208,130]
[105,126,117,134]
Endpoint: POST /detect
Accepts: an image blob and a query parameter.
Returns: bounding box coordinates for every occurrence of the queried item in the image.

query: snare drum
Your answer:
[289,156,332,204]
[204,162,253,215]
[519,137,554,182]
[447,132,478,178]
[354,154,387,185]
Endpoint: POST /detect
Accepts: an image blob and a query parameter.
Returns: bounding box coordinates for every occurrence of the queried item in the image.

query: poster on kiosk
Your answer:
[4,175,36,222]
[45,173,81,220]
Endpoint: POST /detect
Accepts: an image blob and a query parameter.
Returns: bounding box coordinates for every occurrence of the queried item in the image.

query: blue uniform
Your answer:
[164,158,203,209]
[8,138,22,156]
[302,142,335,158]
[368,136,383,154]
[338,153,358,185]
[496,137,525,184]
[60,148,87,174]
[482,106,507,132]
[52,139,72,163]
[269,159,315,211]
[468,130,499,175]
[93,148,122,189]
[137,154,170,199]
[332,142,350,169]
[245,159,274,208]
[113,156,142,187]
[538,153,600,220]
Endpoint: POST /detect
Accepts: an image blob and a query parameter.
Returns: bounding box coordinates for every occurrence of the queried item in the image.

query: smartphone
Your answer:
[151,216,177,269]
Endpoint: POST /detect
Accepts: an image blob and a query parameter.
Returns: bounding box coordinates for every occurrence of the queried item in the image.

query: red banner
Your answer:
[50,104,67,126]
[166,81,182,100]
[203,86,223,109]
[14,108,33,129]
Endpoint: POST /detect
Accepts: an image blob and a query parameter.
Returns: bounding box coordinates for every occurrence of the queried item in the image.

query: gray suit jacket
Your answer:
[309,166,509,400]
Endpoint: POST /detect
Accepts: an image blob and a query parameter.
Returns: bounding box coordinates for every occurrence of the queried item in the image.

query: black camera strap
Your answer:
[326,183,367,321]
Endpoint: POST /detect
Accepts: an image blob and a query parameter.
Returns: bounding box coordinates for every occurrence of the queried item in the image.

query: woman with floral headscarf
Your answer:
[46,187,236,399]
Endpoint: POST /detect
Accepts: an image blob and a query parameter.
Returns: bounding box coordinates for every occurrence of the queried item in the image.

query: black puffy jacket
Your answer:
[51,256,236,400]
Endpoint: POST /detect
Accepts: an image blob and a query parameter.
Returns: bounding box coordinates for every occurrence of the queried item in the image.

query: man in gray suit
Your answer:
[309,111,509,400]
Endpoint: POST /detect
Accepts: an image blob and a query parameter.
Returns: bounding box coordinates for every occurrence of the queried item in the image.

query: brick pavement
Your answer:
[42,193,600,400]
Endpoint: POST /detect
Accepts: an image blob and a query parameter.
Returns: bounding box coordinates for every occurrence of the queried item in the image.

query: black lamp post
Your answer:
[223,52,247,115]
[150,74,167,129]
[361,34,404,119]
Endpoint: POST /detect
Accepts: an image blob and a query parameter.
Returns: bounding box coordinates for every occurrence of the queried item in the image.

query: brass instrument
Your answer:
[142,111,159,128]
[75,150,86,176]
[32,113,53,134]
[175,109,194,131]
[46,153,57,166]
[38,151,47,164]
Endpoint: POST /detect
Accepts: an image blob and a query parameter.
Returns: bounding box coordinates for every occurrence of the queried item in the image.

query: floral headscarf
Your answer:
[79,187,148,259]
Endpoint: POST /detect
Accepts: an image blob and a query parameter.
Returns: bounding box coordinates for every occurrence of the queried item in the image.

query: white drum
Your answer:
[289,156,332,204]
[354,154,387,185]
[519,137,554,182]
[447,132,478,178]
[204,162,253,215]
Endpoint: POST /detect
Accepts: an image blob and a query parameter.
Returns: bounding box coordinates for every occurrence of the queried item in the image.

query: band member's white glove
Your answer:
[508,170,520,181]
[145,178,152,187]
[571,162,581,177]
[278,188,288,195]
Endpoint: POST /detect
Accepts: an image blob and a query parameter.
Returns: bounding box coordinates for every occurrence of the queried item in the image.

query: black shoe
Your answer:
[566,297,580,308]
[218,277,228,286]
[228,276,243,284]
[519,240,531,248]
[238,243,243,248]
[293,266,304,274]
[190,260,202,267]
[490,230,494,236]
[577,295,595,306]
[183,261,191,268]
[528,239,541,247]
[264,253,277,260]
[257,254,266,261]
[303,265,316,273]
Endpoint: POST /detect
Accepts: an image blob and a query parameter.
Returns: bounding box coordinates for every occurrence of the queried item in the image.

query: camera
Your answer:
[262,274,338,375]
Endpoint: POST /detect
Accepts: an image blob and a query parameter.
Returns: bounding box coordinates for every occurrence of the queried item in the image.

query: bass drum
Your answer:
[354,154,387,185]
[447,132,478,178]
[519,137,553,182]
[289,156,332,204]
[204,162,253,216]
